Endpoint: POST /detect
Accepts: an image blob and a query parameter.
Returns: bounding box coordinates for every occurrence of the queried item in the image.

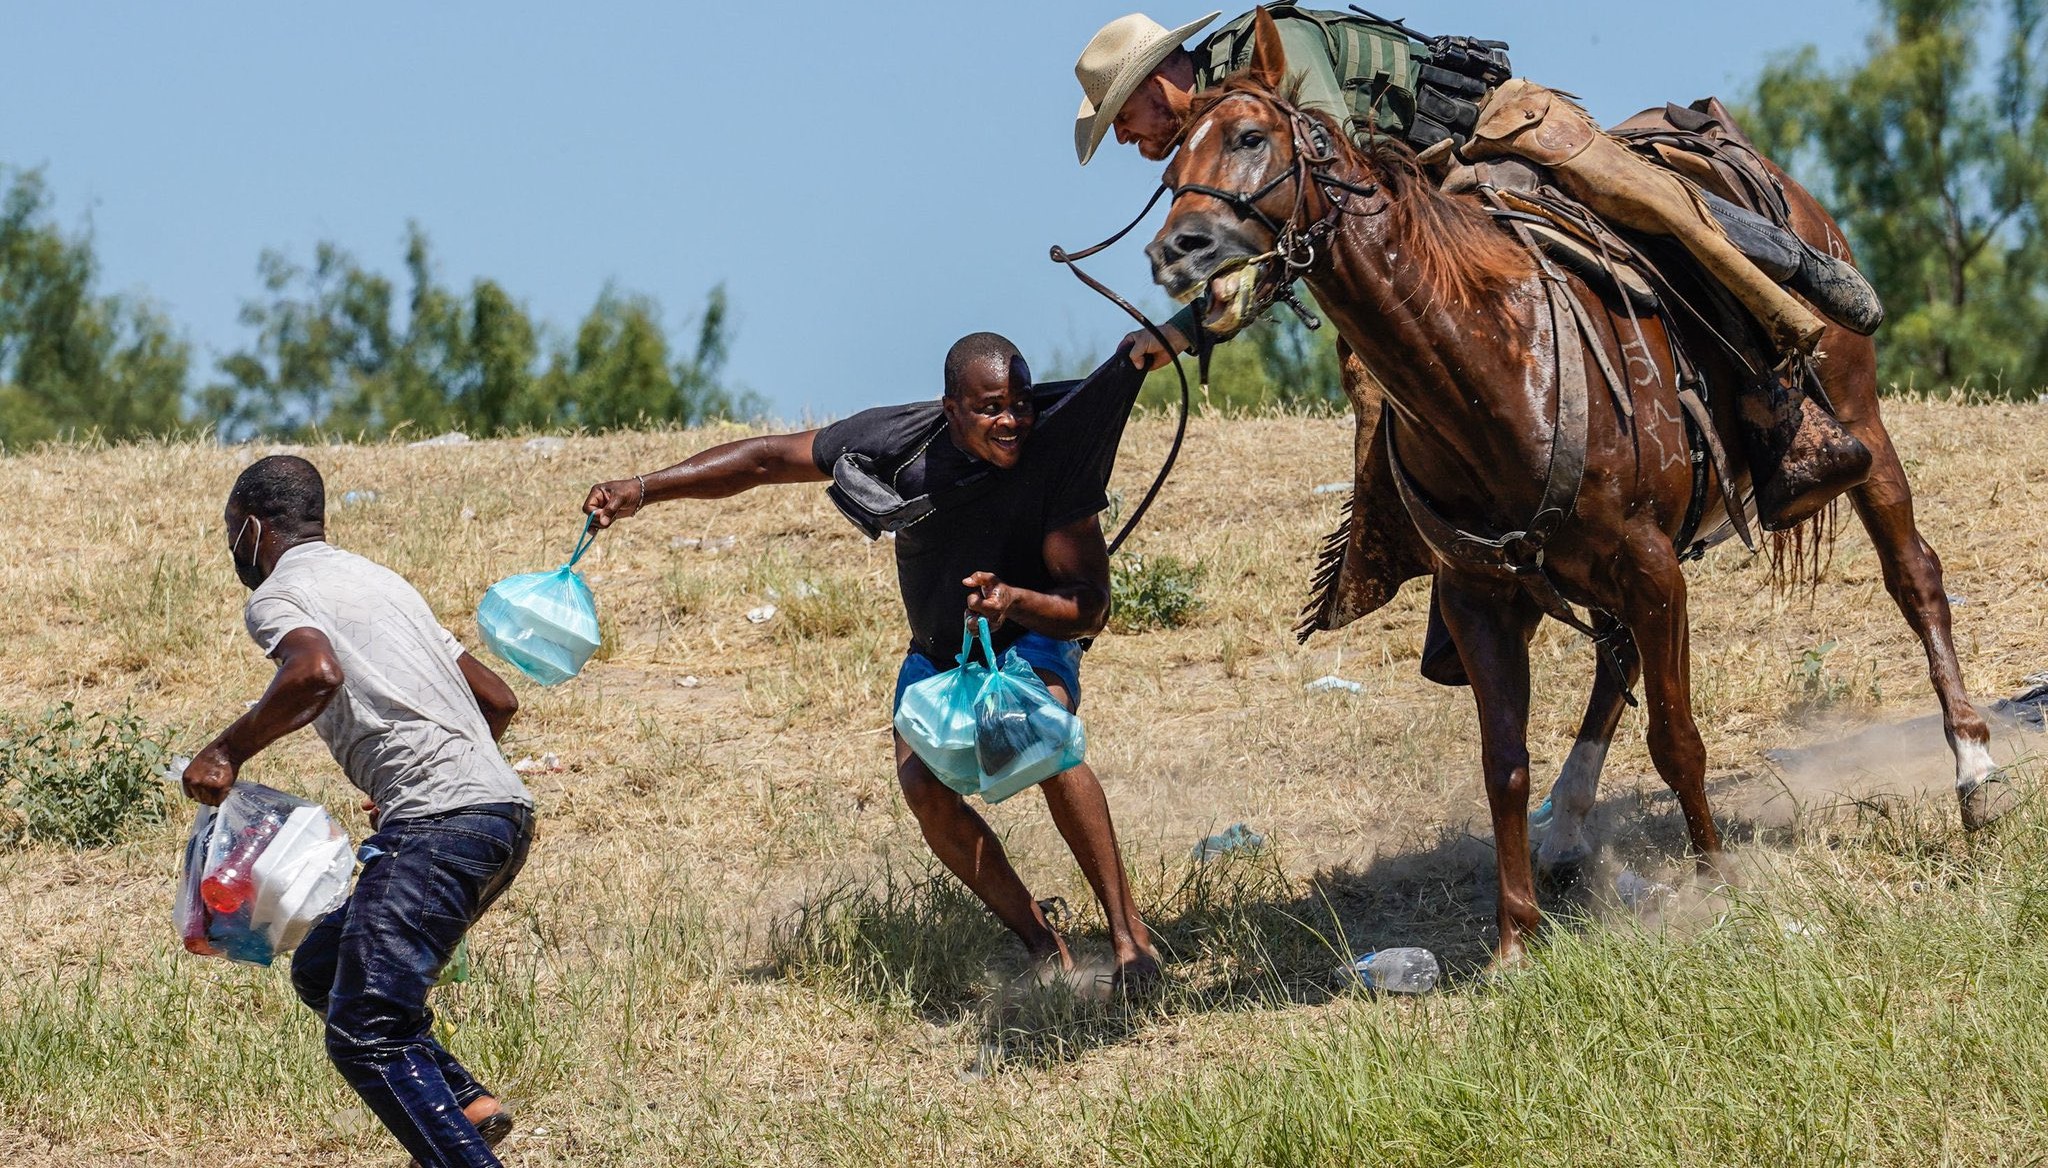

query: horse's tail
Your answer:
[1768,498,1840,593]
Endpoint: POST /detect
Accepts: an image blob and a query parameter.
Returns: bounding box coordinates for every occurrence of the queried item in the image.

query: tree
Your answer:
[1138,293,1346,414]
[0,168,190,448]
[1749,0,2048,395]
[208,226,760,438]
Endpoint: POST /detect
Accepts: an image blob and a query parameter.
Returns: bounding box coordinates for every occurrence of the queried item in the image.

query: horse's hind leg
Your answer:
[1618,533,1723,865]
[1436,576,1545,964]
[1845,433,2004,827]
[1537,622,1641,880]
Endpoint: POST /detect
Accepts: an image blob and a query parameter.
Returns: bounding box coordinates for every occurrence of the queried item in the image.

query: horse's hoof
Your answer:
[1477,948,1529,986]
[1960,773,2023,832]
[1535,847,1591,891]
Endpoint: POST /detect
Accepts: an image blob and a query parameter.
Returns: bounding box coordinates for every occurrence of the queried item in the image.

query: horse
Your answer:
[1146,9,2002,964]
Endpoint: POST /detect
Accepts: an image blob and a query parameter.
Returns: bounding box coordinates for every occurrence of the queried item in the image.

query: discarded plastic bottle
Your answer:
[1192,823,1265,861]
[200,812,285,914]
[1339,947,1441,994]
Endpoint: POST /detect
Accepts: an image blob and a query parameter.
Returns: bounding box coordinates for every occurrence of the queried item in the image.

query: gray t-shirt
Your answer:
[243,542,531,823]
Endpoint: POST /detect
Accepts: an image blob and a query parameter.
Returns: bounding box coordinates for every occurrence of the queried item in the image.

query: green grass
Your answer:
[1107,791,2048,1168]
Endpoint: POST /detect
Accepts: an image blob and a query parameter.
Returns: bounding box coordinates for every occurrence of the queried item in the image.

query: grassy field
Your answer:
[3,401,2048,1166]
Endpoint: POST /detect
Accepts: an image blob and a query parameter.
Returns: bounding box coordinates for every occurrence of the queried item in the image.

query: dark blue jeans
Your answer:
[291,803,532,1168]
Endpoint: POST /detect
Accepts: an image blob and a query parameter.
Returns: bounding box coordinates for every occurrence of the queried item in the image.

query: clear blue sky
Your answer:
[3,1,1868,421]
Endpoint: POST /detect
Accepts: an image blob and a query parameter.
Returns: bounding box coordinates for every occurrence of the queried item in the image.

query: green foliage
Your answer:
[0,168,191,449]
[206,226,763,439]
[1789,639,1880,716]
[1748,0,2048,395]
[1138,293,1346,415]
[0,703,173,848]
[1110,551,1205,633]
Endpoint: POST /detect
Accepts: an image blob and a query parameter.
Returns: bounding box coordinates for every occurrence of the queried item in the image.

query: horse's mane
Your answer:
[1186,74,1534,314]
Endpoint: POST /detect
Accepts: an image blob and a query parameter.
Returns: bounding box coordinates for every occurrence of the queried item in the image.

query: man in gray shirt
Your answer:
[182,455,530,1168]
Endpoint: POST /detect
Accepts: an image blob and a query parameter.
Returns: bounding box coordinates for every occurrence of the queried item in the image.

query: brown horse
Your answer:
[1148,11,2003,964]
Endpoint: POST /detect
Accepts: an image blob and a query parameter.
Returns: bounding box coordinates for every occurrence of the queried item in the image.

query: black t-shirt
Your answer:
[811,351,1146,665]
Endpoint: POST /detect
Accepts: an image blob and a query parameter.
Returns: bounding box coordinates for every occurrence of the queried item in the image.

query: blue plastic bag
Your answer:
[893,620,993,795]
[477,517,603,686]
[973,633,1086,805]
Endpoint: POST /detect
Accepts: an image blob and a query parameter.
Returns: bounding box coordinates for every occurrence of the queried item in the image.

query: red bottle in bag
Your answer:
[182,906,220,955]
[200,813,283,913]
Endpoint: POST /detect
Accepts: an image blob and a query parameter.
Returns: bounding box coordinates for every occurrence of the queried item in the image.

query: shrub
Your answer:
[1110,553,1204,634]
[0,704,174,848]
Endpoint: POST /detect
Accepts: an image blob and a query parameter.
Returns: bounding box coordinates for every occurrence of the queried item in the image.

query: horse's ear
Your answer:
[1244,7,1288,92]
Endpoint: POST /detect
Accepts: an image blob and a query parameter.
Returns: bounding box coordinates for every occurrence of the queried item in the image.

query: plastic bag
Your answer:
[973,634,1086,805]
[478,517,603,686]
[176,783,354,966]
[893,620,993,795]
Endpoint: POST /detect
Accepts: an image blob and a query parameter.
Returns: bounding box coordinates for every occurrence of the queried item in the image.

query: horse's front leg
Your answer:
[1616,530,1722,866]
[1437,574,1545,965]
[1537,621,1640,881]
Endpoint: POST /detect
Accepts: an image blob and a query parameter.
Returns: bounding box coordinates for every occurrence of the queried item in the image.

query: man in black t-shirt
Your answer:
[583,333,1161,988]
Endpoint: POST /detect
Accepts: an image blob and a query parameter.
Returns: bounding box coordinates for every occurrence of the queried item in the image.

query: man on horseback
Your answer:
[1074,5,1880,534]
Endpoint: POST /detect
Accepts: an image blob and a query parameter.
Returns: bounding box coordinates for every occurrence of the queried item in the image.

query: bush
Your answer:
[1110,553,1205,634]
[0,704,174,848]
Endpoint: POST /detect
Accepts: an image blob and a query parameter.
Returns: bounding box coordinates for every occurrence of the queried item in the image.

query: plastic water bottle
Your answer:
[1339,947,1441,994]
[200,813,284,913]
[1192,823,1265,861]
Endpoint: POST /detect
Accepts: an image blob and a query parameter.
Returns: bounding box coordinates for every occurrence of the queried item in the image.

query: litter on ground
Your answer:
[1305,675,1363,694]
[745,604,778,624]
[407,431,470,447]
[1192,823,1264,860]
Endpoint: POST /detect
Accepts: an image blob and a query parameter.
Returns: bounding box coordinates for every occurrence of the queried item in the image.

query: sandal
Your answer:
[407,1105,513,1167]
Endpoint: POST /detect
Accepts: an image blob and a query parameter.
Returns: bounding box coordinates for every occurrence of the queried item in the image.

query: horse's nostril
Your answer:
[1173,230,1216,257]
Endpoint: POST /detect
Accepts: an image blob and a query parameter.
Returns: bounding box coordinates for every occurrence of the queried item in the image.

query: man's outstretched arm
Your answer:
[584,432,827,527]
[182,627,345,805]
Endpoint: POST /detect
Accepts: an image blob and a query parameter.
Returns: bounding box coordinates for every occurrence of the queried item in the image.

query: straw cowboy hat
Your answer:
[1073,11,1221,165]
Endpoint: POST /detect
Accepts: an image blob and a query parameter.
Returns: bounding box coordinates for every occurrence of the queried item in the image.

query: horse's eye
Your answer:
[1236,130,1266,150]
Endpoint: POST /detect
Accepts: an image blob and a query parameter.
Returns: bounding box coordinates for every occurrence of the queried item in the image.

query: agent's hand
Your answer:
[182,745,238,806]
[583,478,646,529]
[1125,323,1188,371]
[963,571,1019,628]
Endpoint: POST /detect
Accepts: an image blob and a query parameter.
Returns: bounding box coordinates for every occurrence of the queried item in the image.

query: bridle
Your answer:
[1164,90,1388,327]
[1042,87,1383,555]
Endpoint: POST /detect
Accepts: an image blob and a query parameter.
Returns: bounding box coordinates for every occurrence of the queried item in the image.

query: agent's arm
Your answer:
[584,431,827,527]
[181,627,345,805]
[457,650,519,741]
[963,515,1112,640]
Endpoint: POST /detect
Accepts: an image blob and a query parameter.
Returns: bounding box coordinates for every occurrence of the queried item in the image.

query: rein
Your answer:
[1049,189,1199,558]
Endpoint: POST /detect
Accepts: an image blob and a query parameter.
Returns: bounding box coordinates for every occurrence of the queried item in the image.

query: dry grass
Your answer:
[1,400,2046,1165]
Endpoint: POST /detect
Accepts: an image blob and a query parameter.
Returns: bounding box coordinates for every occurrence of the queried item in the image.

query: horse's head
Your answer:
[1147,8,1348,339]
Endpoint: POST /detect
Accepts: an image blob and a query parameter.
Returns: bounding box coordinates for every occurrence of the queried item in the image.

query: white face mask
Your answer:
[230,514,265,588]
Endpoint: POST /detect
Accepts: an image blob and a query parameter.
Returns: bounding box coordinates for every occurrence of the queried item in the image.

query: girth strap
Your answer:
[1386,277,1600,639]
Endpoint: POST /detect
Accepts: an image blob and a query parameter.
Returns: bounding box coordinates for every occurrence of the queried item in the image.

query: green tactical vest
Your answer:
[1193,4,1426,145]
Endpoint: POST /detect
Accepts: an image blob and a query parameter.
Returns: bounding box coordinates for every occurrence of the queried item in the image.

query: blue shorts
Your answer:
[892,631,1083,714]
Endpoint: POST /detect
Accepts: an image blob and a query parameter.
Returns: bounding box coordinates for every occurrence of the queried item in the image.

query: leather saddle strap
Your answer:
[1385,277,1600,639]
